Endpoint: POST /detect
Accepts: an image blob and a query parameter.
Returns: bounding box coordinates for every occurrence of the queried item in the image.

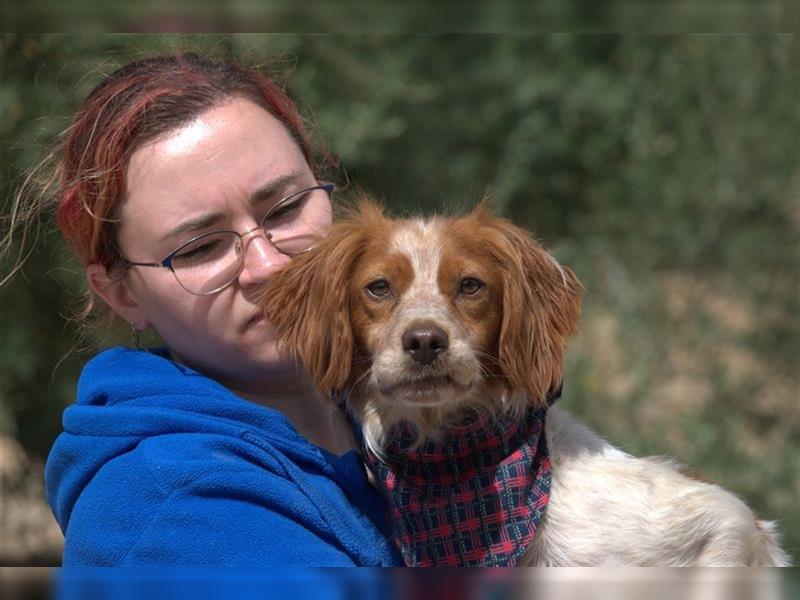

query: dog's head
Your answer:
[259,199,582,446]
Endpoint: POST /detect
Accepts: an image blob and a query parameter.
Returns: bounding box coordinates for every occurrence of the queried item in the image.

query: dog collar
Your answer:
[364,387,560,567]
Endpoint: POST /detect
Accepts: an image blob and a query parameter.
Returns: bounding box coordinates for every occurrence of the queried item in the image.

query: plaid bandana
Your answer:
[364,389,559,567]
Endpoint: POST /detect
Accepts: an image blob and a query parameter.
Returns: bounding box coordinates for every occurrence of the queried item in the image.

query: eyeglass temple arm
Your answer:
[120,257,171,269]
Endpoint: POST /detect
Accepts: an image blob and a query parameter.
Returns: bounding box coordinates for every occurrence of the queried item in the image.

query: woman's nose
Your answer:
[237,233,290,288]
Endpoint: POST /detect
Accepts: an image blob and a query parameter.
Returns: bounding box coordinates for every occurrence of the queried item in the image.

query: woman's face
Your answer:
[111,97,323,389]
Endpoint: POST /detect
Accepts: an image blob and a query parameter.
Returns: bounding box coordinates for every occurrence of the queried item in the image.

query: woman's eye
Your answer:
[365,279,391,298]
[268,200,301,220]
[174,240,220,263]
[459,277,484,295]
[264,193,308,224]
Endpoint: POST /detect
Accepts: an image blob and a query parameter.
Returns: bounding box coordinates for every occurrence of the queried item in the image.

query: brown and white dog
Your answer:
[259,199,790,566]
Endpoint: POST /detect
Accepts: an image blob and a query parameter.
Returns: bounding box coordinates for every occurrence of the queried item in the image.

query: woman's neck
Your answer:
[170,350,357,455]
[227,369,356,456]
[167,349,357,455]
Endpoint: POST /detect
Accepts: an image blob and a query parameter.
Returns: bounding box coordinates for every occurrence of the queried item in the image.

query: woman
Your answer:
[14,52,401,566]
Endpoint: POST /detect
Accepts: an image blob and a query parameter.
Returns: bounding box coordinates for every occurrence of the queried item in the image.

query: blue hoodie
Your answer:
[45,347,402,566]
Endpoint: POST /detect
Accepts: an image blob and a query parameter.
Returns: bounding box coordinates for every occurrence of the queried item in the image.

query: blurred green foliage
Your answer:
[2,34,798,560]
[1,1,793,33]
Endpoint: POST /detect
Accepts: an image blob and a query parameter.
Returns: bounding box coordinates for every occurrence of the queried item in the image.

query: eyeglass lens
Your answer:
[169,186,332,295]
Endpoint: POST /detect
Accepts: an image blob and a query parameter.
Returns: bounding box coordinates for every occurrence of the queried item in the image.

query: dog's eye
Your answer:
[459,277,484,295]
[365,279,391,298]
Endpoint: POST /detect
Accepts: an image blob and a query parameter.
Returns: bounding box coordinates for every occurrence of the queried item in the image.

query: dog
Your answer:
[258,199,790,566]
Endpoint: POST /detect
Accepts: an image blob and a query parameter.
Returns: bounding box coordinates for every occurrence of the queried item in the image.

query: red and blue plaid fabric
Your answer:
[364,396,556,567]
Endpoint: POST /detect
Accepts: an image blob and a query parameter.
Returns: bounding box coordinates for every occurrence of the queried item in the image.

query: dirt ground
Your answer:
[1,433,63,565]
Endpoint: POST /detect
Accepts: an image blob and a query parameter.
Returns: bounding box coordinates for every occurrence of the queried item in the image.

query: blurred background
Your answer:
[1,34,798,565]
[2,1,794,32]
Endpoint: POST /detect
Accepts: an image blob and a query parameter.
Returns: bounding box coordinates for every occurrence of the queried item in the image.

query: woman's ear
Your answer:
[86,263,151,330]
[482,217,583,404]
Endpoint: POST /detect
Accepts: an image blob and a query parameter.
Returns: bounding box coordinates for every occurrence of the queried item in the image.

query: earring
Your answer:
[132,321,143,350]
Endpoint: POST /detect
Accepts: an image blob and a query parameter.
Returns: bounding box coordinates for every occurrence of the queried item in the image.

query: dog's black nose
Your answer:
[402,326,449,365]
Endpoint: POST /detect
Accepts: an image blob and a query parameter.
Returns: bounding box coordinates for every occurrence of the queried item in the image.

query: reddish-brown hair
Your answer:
[57,52,322,269]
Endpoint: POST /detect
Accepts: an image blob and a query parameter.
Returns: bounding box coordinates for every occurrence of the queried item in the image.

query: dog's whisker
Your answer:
[344,367,374,405]
[472,350,501,361]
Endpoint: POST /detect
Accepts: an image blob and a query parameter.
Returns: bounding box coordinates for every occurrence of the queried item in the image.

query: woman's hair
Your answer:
[3,52,331,342]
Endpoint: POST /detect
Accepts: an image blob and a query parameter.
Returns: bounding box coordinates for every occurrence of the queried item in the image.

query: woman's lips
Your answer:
[247,312,266,328]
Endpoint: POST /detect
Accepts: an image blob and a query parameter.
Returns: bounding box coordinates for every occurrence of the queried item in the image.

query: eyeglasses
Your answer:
[120,182,334,295]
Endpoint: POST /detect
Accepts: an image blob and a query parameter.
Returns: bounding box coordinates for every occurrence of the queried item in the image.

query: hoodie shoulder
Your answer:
[76,346,230,407]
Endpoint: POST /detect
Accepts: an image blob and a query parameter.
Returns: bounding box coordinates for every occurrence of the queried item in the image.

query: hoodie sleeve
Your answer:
[118,471,359,566]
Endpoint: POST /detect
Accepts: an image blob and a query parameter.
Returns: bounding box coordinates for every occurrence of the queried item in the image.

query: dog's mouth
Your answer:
[378,374,471,404]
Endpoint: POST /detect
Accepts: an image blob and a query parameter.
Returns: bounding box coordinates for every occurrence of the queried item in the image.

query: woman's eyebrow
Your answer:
[160,213,225,243]
[249,171,304,206]
[159,172,306,243]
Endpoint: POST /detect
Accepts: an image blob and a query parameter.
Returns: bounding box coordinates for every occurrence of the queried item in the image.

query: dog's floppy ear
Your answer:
[477,209,583,404]
[258,205,375,393]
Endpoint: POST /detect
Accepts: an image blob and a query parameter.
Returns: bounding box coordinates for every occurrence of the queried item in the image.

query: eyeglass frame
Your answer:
[117,182,335,296]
